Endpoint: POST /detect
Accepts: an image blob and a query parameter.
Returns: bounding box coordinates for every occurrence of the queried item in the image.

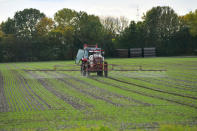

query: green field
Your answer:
[0,57,197,130]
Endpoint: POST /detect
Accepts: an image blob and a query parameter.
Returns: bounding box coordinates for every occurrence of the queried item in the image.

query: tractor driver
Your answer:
[89,51,94,66]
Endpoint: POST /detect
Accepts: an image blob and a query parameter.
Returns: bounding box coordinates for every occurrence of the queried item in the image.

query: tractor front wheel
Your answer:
[81,63,86,76]
[104,61,108,77]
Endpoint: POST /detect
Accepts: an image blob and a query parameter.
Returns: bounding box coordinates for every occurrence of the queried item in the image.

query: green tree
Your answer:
[168,27,193,55]
[47,26,75,60]
[183,10,197,37]
[100,16,129,35]
[0,34,18,62]
[0,24,4,41]
[1,18,16,34]
[14,8,45,40]
[54,9,104,58]
[143,6,183,55]
[0,25,4,62]
[75,12,103,44]
[116,21,146,49]
[36,17,54,37]
[54,8,77,27]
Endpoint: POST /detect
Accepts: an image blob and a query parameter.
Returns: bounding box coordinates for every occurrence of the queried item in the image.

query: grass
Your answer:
[0,57,197,130]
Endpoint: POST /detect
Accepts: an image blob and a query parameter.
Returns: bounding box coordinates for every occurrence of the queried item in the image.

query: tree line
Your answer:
[0,6,197,62]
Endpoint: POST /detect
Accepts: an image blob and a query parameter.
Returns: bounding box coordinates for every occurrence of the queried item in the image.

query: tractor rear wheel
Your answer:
[86,71,90,77]
[82,68,86,76]
[86,69,90,77]
[97,71,103,76]
[104,71,108,77]
[86,62,90,77]
[81,63,86,76]
[80,65,83,75]
[97,71,100,76]
[101,71,103,76]
[104,61,108,77]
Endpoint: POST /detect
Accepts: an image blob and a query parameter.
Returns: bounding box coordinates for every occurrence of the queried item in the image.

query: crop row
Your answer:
[110,71,197,95]
[0,57,197,130]
[107,73,197,108]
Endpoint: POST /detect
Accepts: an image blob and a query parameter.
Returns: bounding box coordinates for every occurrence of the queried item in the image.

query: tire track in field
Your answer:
[169,71,197,82]
[28,71,86,110]
[23,78,52,109]
[0,71,9,112]
[93,77,197,109]
[5,66,24,112]
[11,70,36,111]
[119,72,197,92]
[129,76,196,92]
[121,121,197,130]
[145,71,197,89]
[48,72,123,106]
[20,71,52,109]
[58,77,124,107]
[50,72,125,106]
[109,76,197,100]
[108,77,197,107]
[119,71,197,91]
[164,76,197,86]
[38,79,85,109]
[13,71,45,110]
[54,72,153,106]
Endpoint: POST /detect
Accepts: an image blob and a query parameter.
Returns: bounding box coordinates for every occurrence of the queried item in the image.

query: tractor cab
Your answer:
[75,44,108,77]
[75,44,103,64]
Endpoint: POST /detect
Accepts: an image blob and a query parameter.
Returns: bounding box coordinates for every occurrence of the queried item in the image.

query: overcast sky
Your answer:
[0,0,197,23]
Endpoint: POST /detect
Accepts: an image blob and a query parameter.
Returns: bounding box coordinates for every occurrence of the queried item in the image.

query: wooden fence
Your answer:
[130,48,142,57]
[115,47,156,58]
[143,48,156,57]
[115,49,129,58]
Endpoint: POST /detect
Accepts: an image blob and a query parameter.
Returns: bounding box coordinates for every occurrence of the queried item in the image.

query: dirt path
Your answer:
[0,71,9,112]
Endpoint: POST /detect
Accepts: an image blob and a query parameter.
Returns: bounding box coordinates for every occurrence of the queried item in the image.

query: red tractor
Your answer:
[75,44,108,77]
